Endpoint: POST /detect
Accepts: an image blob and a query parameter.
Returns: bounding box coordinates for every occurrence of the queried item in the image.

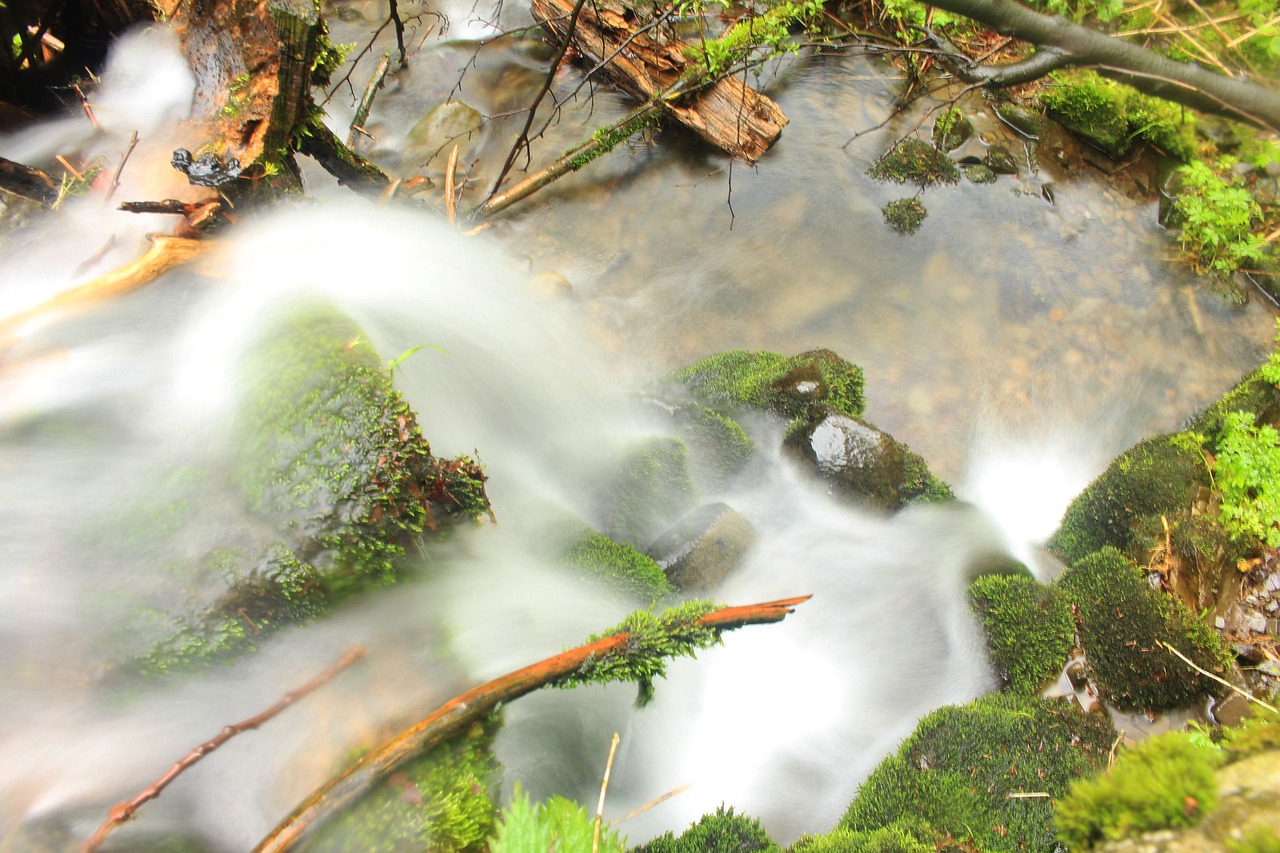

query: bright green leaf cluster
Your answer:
[1214,411,1280,548]
[1174,159,1269,277]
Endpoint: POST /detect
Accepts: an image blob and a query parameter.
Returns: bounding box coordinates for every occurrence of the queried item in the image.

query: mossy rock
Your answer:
[781,407,953,511]
[301,717,501,853]
[668,349,865,423]
[663,399,756,489]
[932,107,973,152]
[1054,731,1223,849]
[599,438,697,549]
[867,137,961,187]
[968,573,1074,694]
[1058,547,1228,711]
[1049,435,1206,567]
[1040,69,1197,161]
[1187,366,1280,439]
[134,312,491,676]
[882,198,927,234]
[561,530,675,603]
[630,805,781,852]
[842,693,1115,853]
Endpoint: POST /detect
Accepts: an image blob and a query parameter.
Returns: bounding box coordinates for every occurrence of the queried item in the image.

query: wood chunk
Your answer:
[531,0,787,162]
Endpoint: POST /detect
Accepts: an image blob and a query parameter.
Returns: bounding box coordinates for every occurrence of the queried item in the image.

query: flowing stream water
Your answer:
[1,8,1278,850]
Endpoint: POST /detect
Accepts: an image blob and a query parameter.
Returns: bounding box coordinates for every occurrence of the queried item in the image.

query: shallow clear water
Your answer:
[0,9,1277,850]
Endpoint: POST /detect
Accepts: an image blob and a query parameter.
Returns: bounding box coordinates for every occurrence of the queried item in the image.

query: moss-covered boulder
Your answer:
[631,805,781,852]
[969,573,1074,694]
[790,819,939,853]
[1058,548,1228,711]
[302,717,501,853]
[867,137,961,187]
[1040,70,1197,162]
[781,407,953,512]
[1049,435,1206,568]
[597,438,697,549]
[132,313,491,676]
[667,349,866,423]
[840,693,1115,853]
[641,397,756,490]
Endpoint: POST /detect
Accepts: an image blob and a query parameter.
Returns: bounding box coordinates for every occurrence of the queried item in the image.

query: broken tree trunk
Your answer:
[531,0,788,163]
[253,595,812,853]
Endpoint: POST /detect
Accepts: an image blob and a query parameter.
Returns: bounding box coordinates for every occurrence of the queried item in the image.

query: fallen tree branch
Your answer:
[920,0,1280,132]
[253,595,812,853]
[0,235,214,344]
[82,647,365,853]
[0,155,59,206]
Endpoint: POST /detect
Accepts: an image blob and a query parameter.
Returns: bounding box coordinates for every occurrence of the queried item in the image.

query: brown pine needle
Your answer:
[445,144,460,225]
[81,647,365,853]
[615,783,695,823]
[1158,640,1279,714]
[593,732,621,853]
[55,155,84,181]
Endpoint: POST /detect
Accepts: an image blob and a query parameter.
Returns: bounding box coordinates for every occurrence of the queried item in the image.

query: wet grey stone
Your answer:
[984,145,1019,175]
[647,503,758,592]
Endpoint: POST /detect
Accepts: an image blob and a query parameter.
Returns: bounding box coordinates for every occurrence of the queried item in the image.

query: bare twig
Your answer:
[1158,640,1279,714]
[593,733,621,853]
[253,596,811,853]
[347,51,392,148]
[81,647,365,853]
[445,144,460,224]
[105,131,139,205]
[488,0,592,199]
[73,82,99,129]
[389,0,408,66]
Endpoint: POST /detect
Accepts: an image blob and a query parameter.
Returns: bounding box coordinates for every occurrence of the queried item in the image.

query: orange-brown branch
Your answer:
[253,595,811,853]
[82,647,365,853]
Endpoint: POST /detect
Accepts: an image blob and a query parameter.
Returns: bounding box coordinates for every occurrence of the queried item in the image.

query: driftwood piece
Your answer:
[0,155,59,206]
[531,0,788,162]
[0,235,213,343]
[253,595,812,853]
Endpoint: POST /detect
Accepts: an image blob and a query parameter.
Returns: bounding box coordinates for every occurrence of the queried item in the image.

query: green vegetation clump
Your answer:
[562,531,675,603]
[882,198,927,234]
[631,804,780,852]
[491,786,626,853]
[559,599,722,705]
[1174,158,1270,277]
[306,718,501,853]
[670,349,866,421]
[1040,70,1197,161]
[1211,411,1280,548]
[842,693,1114,853]
[1058,547,1227,710]
[868,137,960,187]
[968,573,1074,694]
[1054,732,1223,848]
[932,107,972,152]
[1230,826,1280,853]
[1049,435,1206,566]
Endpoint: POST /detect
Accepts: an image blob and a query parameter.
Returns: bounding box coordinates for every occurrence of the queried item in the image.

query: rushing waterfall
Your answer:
[2,17,1277,851]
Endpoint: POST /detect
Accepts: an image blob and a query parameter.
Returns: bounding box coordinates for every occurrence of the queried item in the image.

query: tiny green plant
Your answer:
[386,343,448,378]
[1174,158,1269,277]
[1213,410,1280,548]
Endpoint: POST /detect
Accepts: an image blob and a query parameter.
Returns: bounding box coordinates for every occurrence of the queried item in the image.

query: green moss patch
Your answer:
[1054,732,1222,848]
[968,573,1074,694]
[1059,547,1227,710]
[600,438,696,548]
[561,531,674,603]
[1049,435,1206,567]
[669,349,865,422]
[842,693,1114,853]
[867,137,961,187]
[632,805,780,852]
[1040,69,1198,161]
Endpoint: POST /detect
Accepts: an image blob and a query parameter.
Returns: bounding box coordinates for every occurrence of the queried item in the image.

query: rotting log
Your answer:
[531,0,788,162]
[253,595,812,853]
